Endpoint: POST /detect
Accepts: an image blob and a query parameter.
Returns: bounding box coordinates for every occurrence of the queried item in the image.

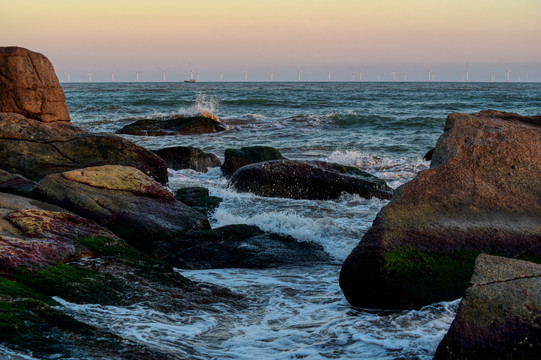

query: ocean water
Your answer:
[35,82,540,359]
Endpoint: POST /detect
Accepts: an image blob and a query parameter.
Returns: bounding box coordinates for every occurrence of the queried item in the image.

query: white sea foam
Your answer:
[54,267,459,360]
[325,150,429,188]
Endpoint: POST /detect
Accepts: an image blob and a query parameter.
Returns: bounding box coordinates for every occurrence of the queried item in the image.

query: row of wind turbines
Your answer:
[71,68,529,83]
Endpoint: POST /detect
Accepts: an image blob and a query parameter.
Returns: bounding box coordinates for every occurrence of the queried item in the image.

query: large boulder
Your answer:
[340,110,541,309]
[221,146,285,178]
[0,47,70,122]
[33,165,209,249]
[153,146,221,172]
[116,115,225,136]
[0,112,168,184]
[0,193,119,272]
[435,254,541,359]
[150,224,330,269]
[230,159,393,200]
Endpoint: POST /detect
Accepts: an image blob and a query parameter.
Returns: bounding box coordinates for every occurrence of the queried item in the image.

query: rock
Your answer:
[0,193,119,272]
[340,110,541,309]
[221,146,285,178]
[175,187,222,216]
[230,159,393,200]
[153,146,221,172]
[149,224,330,269]
[33,165,210,249]
[0,169,37,197]
[0,47,70,122]
[0,225,240,360]
[435,254,541,359]
[116,115,225,136]
[423,148,434,161]
[0,112,168,184]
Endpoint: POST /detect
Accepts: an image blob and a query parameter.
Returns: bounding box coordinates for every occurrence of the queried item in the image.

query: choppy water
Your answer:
[44,81,541,359]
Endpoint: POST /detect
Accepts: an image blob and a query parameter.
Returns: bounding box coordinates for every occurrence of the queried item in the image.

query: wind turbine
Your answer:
[244,71,248,82]
[221,72,223,81]
[377,72,380,81]
[136,71,140,82]
[270,71,274,82]
[111,71,115,83]
[298,70,302,81]
[428,67,431,82]
[403,72,407,82]
[67,72,71,83]
[506,68,510,82]
[359,69,362,82]
[328,71,332,81]
[88,71,92,83]
[392,68,396,82]
[159,68,166,82]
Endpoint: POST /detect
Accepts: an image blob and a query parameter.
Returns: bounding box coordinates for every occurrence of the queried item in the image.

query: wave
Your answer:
[221,98,277,106]
[325,150,430,189]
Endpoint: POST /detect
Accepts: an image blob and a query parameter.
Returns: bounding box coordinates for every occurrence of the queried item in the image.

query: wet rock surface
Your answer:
[230,159,393,200]
[116,115,225,136]
[150,224,330,269]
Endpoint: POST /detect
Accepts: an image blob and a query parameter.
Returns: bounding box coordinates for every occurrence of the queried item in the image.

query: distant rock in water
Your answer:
[340,110,541,310]
[33,165,209,250]
[153,146,221,172]
[0,47,70,122]
[230,159,393,200]
[116,115,225,136]
[221,146,285,178]
[435,254,541,359]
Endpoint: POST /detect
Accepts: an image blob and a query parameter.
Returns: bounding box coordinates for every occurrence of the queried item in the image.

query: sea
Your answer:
[10,82,541,359]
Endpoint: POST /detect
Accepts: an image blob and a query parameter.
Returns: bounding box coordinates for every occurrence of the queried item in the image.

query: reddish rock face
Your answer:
[0,47,70,122]
[0,193,119,272]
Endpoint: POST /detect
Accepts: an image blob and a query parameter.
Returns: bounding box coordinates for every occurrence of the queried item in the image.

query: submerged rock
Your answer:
[175,187,222,216]
[153,146,221,172]
[33,165,209,249]
[150,224,330,269]
[116,115,225,136]
[221,146,285,178]
[230,159,393,200]
[340,110,541,309]
[0,46,70,122]
[435,254,541,359]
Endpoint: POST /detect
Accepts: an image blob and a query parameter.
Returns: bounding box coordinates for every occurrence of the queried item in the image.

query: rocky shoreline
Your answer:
[1,46,541,359]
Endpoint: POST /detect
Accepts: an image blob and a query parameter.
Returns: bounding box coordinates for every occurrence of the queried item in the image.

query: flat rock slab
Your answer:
[221,146,285,178]
[116,115,225,136]
[435,254,541,359]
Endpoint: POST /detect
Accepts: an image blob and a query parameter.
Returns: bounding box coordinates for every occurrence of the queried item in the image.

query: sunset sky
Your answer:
[3,0,540,82]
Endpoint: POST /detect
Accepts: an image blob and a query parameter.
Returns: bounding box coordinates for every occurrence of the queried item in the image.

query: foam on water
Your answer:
[54,267,459,360]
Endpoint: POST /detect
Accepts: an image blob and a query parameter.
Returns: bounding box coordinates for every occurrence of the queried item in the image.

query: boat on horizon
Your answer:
[185,70,196,83]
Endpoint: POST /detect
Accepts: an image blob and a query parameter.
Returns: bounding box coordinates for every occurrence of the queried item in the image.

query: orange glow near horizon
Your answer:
[3,0,540,81]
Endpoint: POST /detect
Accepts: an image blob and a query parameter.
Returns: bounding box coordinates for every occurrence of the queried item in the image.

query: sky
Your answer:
[3,0,541,82]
